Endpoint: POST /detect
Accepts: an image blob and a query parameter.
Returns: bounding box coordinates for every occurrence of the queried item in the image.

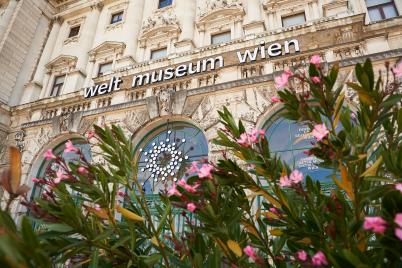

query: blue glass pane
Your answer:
[32,140,91,199]
[265,118,333,183]
[159,0,172,9]
[137,123,208,194]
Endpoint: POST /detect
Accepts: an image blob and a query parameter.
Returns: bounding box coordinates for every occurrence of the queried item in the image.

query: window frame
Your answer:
[110,10,124,24]
[68,25,81,38]
[281,12,306,27]
[150,47,168,60]
[211,31,232,45]
[50,75,65,97]
[97,61,113,77]
[366,0,398,21]
[158,0,173,9]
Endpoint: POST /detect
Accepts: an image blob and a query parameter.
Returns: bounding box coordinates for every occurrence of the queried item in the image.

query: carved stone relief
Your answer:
[124,110,150,133]
[142,10,179,33]
[0,131,8,165]
[14,130,26,152]
[198,0,243,18]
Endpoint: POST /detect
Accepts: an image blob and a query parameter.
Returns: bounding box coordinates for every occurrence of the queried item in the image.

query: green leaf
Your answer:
[143,254,162,267]
[156,202,171,236]
[46,223,74,233]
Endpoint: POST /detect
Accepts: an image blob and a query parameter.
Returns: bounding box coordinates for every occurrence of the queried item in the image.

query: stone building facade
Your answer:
[0,0,401,212]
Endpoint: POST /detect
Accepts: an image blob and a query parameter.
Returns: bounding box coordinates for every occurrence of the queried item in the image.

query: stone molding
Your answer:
[89,41,126,61]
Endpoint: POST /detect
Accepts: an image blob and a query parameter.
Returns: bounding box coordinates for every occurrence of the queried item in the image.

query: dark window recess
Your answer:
[50,75,65,97]
[281,13,306,27]
[68,26,80,38]
[211,31,231,45]
[98,62,113,76]
[110,11,124,24]
[158,0,173,9]
[366,0,398,22]
[151,47,167,60]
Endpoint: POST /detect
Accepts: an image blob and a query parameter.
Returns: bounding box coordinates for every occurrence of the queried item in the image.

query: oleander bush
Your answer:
[1,58,402,268]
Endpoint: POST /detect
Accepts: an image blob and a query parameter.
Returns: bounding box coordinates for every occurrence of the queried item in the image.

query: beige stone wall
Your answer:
[2,0,402,215]
[0,0,53,106]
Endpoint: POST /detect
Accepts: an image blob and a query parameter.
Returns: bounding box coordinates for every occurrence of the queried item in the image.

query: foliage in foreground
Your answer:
[0,58,402,267]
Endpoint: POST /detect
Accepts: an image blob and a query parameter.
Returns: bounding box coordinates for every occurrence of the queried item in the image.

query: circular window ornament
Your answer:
[136,122,208,194]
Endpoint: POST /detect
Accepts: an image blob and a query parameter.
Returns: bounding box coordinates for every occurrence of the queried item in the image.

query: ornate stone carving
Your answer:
[141,10,179,33]
[198,0,243,18]
[124,110,150,133]
[35,127,54,149]
[156,88,176,115]
[14,130,26,152]
[0,131,8,165]
[60,112,73,132]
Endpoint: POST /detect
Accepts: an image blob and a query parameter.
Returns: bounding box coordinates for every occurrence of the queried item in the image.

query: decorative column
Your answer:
[175,0,196,52]
[312,1,320,19]
[267,12,275,30]
[124,0,145,61]
[246,0,262,22]
[32,18,62,86]
[234,18,243,39]
[76,3,102,72]
[83,59,95,87]
[38,72,51,99]
[0,0,19,43]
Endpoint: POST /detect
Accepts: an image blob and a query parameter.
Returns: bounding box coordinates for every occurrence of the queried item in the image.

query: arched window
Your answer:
[136,122,208,195]
[30,138,92,200]
[264,118,333,188]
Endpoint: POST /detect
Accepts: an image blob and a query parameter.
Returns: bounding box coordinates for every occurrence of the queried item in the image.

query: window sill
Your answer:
[106,21,124,32]
[64,36,79,45]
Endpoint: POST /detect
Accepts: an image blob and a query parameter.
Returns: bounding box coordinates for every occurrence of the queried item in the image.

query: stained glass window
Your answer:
[136,122,208,195]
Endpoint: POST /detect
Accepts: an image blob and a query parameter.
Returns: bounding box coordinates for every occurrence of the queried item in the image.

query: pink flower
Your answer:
[178,179,187,187]
[187,202,197,212]
[395,228,402,241]
[310,55,321,65]
[118,190,126,197]
[87,131,95,139]
[312,124,329,141]
[275,72,291,89]
[44,149,56,160]
[198,164,214,179]
[237,133,250,147]
[167,183,181,197]
[392,62,402,78]
[312,251,328,266]
[297,250,308,262]
[187,161,199,174]
[311,76,321,84]
[184,183,199,193]
[243,246,257,260]
[394,213,402,228]
[77,167,88,174]
[364,216,387,234]
[250,128,265,143]
[95,204,101,211]
[289,170,304,184]
[395,183,402,193]
[271,96,281,103]
[279,175,292,187]
[64,140,79,153]
[54,170,68,184]
[284,67,293,76]
[32,178,40,183]
[269,207,279,214]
